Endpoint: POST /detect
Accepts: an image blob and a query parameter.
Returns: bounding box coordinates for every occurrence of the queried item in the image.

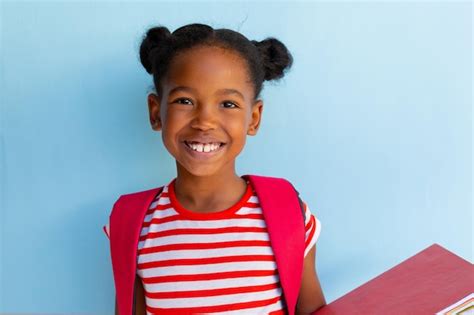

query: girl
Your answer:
[104,23,326,315]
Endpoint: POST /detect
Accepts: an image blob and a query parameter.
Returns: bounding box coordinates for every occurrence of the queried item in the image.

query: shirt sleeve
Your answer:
[302,200,322,258]
[103,223,110,240]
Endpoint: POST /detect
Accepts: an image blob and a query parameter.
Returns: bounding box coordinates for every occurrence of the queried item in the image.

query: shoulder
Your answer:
[106,185,165,222]
[113,185,165,205]
[244,173,298,189]
[120,185,165,199]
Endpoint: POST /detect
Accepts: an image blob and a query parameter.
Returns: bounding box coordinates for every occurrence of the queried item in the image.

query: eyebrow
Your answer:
[168,86,245,100]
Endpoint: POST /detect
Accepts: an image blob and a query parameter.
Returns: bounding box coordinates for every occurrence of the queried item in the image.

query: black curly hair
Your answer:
[139,23,293,101]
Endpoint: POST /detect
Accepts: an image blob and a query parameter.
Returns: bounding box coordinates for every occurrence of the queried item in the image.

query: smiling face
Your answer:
[147,45,263,179]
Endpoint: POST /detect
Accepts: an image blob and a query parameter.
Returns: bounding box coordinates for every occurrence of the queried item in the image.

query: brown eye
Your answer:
[222,101,238,108]
[174,98,193,105]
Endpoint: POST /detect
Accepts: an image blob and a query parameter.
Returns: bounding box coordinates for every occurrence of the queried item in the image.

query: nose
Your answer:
[190,103,217,130]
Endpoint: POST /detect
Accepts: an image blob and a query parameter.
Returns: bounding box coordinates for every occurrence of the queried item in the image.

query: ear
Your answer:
[247,99,263,136]
[147,93,162,131]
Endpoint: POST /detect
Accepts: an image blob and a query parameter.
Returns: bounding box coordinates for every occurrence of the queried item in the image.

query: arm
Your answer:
[295,244,326,315]
[114,275,147,315]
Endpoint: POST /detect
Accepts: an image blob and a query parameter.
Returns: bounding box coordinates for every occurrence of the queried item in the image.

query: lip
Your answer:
[184,137,226,145]
[182,141,226,160]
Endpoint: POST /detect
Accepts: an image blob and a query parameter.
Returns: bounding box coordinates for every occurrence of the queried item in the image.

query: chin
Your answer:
[178,162,220,177]
[187,168,221,177]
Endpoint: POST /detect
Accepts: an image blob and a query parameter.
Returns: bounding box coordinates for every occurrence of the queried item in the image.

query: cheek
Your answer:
[160,129,173,151]
[226,119,249,142]
[160,119,177,147]
[163,110,186,133]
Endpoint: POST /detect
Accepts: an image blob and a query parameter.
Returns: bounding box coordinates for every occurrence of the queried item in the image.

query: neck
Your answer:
[173,163,248,213]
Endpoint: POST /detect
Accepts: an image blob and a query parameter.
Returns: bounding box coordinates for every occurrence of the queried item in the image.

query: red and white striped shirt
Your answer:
[104,177,321,314]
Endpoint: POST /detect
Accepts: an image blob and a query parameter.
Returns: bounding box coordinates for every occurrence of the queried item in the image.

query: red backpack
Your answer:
[108,174,308,315]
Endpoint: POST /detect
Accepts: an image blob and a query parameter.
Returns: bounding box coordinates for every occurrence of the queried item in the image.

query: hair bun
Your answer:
[252,37,293,81]
[139,26,172,74]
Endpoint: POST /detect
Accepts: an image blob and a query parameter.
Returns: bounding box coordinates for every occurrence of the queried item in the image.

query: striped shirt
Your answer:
[104,177,321,314]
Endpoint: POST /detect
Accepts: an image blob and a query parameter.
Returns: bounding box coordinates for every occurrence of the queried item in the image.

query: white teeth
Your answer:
[186,142,221,153]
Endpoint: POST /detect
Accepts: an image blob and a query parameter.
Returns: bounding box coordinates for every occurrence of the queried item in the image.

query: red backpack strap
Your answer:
[109,186,164,315]
[243,174,306,315]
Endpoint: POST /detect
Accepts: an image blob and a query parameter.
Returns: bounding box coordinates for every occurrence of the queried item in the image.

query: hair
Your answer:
[138,23,293,101]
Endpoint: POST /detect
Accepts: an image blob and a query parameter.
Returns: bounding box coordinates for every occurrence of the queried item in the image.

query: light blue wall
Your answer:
[1,1,471,313]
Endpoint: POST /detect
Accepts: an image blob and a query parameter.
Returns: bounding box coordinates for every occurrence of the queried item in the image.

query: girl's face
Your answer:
[148,45,263,178]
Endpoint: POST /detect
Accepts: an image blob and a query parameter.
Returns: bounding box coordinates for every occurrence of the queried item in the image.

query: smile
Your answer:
[184,141,224,152]
[183,141,226,159]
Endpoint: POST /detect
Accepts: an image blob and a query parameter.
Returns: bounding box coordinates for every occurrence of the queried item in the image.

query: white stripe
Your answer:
[145,286,282,308]
[138,245,274,263]
[138,260,277,278]
[140,217,267,237]
[143,207,178,223]
[315,216,322,241]
[235,205,261,215]
[145,275,280,292]
[153,195,171,204]
[149,198,164,210]
[304,216,322,258]
[139,231,269,249]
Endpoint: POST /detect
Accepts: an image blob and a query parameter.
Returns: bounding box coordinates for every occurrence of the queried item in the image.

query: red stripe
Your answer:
[138,240,271,255]
[305,212,314,232]
[305,215,316,248]
[141,269,278,284]
[139,226,268,241]
[241,201,260,208]
[138,254,276,269]
[145,282,280,298]
[141,215,181,228]
[146,296,281,314]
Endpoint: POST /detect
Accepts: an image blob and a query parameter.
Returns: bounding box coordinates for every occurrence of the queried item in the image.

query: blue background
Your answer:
[1,1,471,313]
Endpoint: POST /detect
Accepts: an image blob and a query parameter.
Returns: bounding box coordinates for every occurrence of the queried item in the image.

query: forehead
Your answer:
[163,46,253,99]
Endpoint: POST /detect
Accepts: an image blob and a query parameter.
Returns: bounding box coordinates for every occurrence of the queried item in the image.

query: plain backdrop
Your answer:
[0,0,472,313]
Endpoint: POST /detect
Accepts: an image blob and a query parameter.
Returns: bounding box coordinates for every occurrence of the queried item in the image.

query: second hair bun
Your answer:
[252,37,293,81]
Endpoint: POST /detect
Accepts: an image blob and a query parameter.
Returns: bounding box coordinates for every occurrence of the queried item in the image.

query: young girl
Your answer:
[103,22,326,315]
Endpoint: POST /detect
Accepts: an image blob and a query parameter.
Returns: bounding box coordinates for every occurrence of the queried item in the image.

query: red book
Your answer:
[314,243,474,315]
